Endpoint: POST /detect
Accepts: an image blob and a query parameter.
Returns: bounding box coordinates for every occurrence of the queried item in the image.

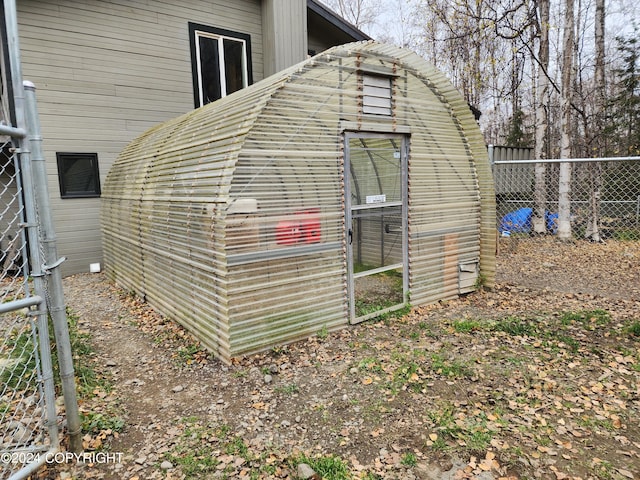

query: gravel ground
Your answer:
[42,237,640,480]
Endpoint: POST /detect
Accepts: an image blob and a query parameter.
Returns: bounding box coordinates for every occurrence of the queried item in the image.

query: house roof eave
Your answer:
[306,0,371,42]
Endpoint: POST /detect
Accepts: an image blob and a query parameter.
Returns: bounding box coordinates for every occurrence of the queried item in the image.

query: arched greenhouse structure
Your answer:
[102,41,496,362]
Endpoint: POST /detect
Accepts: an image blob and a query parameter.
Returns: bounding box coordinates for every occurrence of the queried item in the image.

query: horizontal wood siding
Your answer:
[17,0,264,275]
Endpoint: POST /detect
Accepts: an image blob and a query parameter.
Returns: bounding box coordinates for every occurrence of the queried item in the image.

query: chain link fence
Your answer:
[0,137,58,479]
[1,4,81,478]
[493,156,640,240]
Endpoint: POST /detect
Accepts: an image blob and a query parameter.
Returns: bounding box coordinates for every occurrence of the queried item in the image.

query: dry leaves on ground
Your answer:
[39,238,640,480]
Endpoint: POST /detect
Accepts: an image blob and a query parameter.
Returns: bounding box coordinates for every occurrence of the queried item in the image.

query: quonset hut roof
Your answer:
[102,41,496,362]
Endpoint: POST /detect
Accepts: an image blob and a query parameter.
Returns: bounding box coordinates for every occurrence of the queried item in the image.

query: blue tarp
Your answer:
[546,211,558,233]
[500,208,558,234]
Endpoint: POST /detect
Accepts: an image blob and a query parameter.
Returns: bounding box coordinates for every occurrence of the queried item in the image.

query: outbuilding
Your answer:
[102,41,495,362]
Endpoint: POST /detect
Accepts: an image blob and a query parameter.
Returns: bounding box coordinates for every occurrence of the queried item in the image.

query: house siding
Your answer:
[16,0,264,275]
[262,0,307,77]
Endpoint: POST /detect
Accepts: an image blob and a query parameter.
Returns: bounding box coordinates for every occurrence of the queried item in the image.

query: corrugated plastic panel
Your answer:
[225,61,348,357]
[102,76,290,360]
[328,43,490,303]
[102,41,495,363]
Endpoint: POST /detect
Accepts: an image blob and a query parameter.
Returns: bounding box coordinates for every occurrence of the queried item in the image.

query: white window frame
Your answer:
[189,23,252,108]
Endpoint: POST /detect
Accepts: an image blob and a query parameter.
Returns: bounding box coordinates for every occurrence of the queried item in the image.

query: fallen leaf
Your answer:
[618,469,635,479]
[611,415,622,429]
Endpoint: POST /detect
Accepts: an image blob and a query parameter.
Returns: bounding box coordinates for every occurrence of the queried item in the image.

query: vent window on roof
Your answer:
[362,74,392,116]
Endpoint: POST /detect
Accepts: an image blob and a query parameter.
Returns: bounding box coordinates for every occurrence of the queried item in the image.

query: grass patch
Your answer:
[292,453,351,480]
[1,308,109,397]
[551,334,581,352]
[466,428,493,452]
[425,403,497,455]
[401,452,418,467]
[559,309,611,329]
[390,360,423,393]
[166,444,219,477]
[355,298,399,318]
[452,319,483,333]
[317,325,329,340]
[430,353,471,378]
[81,412,125,434]
[225,436,250,457]
[165,419,236,477]
[426,404,462,443]
[0,324,38,390]
[491,316,538,336]
[625,321,640,338]
[576,416,616,432]
[379,304,412,322]
[176,343,202,365]
[612,228,640,241]
[274,383,299,395]
[358,357,384,373]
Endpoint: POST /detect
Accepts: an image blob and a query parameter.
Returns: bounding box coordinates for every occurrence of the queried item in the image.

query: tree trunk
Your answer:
[533,0,550,234]
[584,162,603,241]
[585,0,606,242]
[558,0,575,240]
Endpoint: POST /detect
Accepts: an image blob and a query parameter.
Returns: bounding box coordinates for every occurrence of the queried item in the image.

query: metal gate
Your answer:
[1,1,81,478]
[0,132,59,480]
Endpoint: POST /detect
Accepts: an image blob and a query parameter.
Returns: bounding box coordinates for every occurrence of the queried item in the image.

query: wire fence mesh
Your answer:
[1,138,56,478]
[494,158,640,240]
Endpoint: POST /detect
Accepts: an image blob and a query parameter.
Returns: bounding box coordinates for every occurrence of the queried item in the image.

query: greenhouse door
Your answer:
[345,133,408,324]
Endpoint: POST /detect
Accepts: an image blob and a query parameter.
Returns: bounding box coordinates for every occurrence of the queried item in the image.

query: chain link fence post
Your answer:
[22,81,82,454]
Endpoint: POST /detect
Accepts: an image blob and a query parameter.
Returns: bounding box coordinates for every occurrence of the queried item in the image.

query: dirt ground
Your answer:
[41,237,640,479]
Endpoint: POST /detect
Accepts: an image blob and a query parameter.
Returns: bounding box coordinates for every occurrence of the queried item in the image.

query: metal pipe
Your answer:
[3,0,61,455]
[23,81,82,453]
[0,124,26,137]
[6,447,59,480]
[493,156,640,165]
[0,295,42,313]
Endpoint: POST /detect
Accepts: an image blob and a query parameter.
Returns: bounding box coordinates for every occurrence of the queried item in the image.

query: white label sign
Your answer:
[366,194,386,204]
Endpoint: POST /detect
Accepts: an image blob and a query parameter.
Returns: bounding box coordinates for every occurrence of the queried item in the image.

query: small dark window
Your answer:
[56,152,101,198]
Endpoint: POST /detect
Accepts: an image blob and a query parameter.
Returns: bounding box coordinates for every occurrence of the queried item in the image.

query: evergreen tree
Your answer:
[610,32,640,156]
